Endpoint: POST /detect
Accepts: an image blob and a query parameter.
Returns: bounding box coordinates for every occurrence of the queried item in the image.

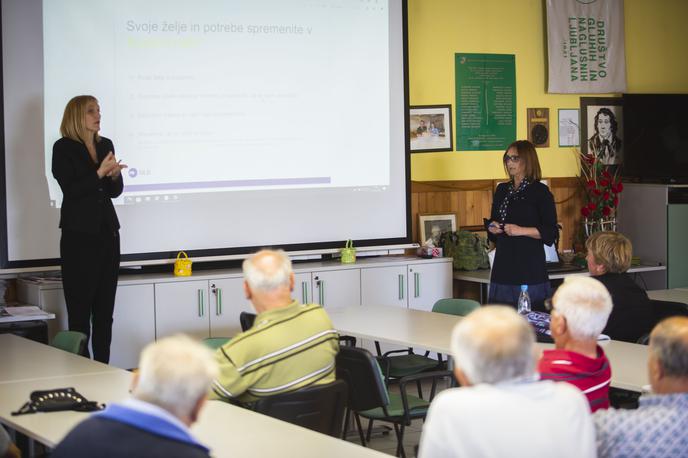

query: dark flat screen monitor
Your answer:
[622,94,688,184]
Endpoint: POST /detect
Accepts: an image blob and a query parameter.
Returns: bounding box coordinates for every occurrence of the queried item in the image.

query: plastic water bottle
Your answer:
[517,285,531,315]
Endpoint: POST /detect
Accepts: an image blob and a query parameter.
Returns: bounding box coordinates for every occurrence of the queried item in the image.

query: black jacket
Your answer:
[487,180,558,285]
[52,136,123,234]
[596,272,654,343]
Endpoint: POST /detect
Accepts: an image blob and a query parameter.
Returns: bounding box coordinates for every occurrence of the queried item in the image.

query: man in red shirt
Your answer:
[538,276,613,412]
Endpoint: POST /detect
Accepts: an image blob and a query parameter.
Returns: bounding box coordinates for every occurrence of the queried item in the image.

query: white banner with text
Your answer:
[546,0,626,93]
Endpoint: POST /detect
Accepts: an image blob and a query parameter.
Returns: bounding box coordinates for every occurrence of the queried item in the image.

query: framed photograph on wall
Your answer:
[419,213,457,245]
[409,105,453,152]
[580,97,623,166]
[558,108,580,147]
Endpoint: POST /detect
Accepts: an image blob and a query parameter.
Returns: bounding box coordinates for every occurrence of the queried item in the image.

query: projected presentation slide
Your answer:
[43,0,391,205]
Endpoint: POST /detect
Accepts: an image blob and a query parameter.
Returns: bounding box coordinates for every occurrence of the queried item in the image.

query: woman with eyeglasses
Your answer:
[485,140,558,309]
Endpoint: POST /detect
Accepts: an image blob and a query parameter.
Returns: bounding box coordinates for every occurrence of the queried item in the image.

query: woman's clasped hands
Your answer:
[97,151,128,179]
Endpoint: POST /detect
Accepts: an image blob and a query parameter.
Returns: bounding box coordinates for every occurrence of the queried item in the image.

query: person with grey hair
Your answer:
[419,306,595,458]
[594,317,688,458]
[210,249,339,404]
[538,276,613,412]
[52,335,217,458]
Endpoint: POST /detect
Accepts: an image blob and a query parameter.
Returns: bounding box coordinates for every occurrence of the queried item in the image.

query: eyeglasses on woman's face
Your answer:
[504,154,521,163]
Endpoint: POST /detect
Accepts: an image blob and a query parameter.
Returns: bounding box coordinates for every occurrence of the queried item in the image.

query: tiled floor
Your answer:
[344,418,424,457]
[343,379,453,457]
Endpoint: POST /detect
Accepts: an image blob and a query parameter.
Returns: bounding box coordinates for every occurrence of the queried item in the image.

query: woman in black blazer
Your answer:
[52,95,127,363]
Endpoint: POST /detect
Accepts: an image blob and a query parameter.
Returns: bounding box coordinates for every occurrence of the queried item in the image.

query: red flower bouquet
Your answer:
[578,151,623,223]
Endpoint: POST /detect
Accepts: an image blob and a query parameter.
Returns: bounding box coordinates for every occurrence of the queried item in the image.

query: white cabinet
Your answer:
[209,278,252,338]
[360,261,452,311]
[154,280,210,340]
[17,257,452,367]
[110,284,155,369]
[360,266,407,308]
[294,272,313,304]
[408,262,452,312]
[155,277,252,340]
[36,287,68,342]
[312,269,361,310]
[16,279,156,370]
[359,261,451,356]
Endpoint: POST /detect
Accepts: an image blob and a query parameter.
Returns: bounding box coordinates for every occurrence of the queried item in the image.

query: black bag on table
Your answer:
[11,387,104,416]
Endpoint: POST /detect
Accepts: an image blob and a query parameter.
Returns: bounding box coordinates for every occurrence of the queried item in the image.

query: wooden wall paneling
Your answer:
[411,178,584,250]
[411,193,420,242]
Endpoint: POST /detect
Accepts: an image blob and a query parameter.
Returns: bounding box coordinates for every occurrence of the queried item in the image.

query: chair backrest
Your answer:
[336,346,389,412]
[239,311,256,332]
[651,299,688,321]
[432,298,480,317]
[253,379,348,438]
[338,335,357,347]
[638,300,688,344]
[51,331,87,355]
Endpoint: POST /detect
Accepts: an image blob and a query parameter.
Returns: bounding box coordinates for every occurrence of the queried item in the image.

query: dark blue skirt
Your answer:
[488,281,552,311]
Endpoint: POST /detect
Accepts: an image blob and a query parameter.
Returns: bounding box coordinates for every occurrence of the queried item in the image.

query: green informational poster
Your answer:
[455,53,516,151]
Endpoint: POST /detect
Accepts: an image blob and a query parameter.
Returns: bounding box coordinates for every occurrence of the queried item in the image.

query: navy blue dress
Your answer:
[486,180,558,308]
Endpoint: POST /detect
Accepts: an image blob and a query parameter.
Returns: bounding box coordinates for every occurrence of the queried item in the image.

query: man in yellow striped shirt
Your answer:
[210,249,339,404]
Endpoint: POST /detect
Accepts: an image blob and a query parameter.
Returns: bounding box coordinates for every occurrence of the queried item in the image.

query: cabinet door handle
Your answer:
[216,288,222,315]
[198,289,205,317]
[318,280,325,305]
[301,281,308,304]
[398,274,405,300]
[414,272,420,298]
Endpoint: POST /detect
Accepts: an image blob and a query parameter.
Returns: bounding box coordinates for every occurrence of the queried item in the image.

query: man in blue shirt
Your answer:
[52,335,218,458]
[594,316,688,458]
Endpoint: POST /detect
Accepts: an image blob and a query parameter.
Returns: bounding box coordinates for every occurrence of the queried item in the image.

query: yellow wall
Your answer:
[409,0,688,181]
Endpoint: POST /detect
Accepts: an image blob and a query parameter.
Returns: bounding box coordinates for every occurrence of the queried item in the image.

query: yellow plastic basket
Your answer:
[174,251,192,276]
[340,240,356,264]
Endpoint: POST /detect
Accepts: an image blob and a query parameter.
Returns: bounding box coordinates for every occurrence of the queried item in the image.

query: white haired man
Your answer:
[52,335,217,458]
[538,276,613,412]
[419,306,595,458]
[210,249,339,403]
[594,317,688,458]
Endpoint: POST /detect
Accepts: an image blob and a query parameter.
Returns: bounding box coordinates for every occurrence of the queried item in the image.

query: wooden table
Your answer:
[330,305,649,392]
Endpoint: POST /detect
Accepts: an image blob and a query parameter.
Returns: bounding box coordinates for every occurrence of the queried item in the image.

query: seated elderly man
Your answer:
[594,317,688,458]
[538,276,613,411]
[419,306,595,458]
[211,249,339,403]
[53,335,217,458]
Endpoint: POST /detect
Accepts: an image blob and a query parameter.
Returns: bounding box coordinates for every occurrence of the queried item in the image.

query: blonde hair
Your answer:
[553,276,613,340]
[59,95,100,143]
[585,231,632,273]
[502,140,542,182]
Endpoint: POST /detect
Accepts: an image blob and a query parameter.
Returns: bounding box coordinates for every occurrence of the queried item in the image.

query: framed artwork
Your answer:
[418,213,457,245]
[580,97,624,166]
[409,105,453,152]
[558,109,580,147]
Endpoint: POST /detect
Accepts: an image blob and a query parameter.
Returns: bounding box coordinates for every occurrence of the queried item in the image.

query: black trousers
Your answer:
[60,226,120,363]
